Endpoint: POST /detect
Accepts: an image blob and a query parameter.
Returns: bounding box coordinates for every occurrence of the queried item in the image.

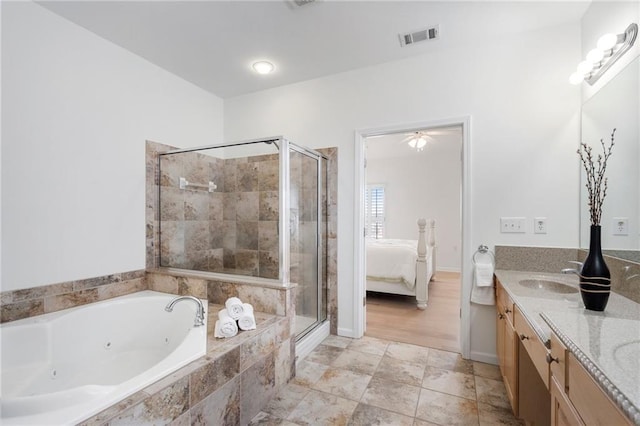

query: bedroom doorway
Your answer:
[353,117,472,358]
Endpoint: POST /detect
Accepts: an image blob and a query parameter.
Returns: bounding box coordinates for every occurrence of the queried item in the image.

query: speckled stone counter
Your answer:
[495,270,640,425]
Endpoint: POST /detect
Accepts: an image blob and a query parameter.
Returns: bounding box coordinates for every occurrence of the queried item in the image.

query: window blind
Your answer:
[365,185,385,239]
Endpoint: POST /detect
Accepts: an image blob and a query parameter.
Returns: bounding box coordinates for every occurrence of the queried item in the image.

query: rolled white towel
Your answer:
[225,297,244,320]
[214,309,238,338]
[237,303,256,331]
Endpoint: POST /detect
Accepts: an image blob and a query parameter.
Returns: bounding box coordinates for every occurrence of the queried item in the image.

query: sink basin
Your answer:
[518,279,578,294]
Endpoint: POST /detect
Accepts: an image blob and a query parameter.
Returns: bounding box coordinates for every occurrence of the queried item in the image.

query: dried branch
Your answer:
[578,128,616,225]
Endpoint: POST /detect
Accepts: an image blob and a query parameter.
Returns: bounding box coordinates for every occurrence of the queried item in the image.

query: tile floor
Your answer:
[249,335,524,426]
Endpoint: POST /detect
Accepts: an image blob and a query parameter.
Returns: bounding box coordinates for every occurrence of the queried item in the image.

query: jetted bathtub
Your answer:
[0,290,207,425]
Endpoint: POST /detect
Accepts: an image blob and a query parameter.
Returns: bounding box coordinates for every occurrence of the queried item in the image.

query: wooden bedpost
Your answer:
[416,218,428,309]
[428,219,436,280]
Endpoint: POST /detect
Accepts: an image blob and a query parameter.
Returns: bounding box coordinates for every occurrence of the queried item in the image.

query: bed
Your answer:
[366,218,436,309]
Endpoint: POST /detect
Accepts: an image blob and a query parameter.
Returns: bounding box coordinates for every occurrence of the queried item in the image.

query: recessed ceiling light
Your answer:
[252,61,274,75]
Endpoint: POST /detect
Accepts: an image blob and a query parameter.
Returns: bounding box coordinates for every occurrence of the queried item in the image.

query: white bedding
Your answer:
[366,238,428,290]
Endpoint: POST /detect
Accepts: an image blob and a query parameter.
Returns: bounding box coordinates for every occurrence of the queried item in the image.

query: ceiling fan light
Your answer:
[416,137,427,149]
[408,139,417,148]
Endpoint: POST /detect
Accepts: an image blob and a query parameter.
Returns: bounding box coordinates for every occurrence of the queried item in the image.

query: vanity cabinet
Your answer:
[548,332,632,426]
[496,280,518,415]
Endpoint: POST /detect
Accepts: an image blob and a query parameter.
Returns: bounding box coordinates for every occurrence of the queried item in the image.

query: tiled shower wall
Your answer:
[156,144,280,278]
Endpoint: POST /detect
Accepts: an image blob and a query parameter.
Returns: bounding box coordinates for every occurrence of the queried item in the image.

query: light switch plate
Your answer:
[500,217,526,233]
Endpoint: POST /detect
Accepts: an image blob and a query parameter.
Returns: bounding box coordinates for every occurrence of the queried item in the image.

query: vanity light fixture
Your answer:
[569,23,638,85]
[252,61,275,75]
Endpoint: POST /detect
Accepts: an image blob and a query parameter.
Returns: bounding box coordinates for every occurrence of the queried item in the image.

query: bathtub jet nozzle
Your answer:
[165,296,206,327]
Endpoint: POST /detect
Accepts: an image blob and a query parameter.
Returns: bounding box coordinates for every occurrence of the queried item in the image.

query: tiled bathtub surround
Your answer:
[495,245,640,304]
[80,305,293,425]
[0,270,146,323]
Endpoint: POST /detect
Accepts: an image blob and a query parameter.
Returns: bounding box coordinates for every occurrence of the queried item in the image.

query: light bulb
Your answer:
[408,139,417,148]
[597,33,619,51]
[577,60,593,75]
[569,72,584,85]
[586,48,604,64]
[252,61,274,74]
[416,138,427,149]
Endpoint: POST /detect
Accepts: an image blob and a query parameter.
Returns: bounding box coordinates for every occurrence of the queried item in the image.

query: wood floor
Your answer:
[365,271,461,352]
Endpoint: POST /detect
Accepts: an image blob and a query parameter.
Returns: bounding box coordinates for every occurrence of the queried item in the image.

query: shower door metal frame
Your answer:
[288,141,328,339]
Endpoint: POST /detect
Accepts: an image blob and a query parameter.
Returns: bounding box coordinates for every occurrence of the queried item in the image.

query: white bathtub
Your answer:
[0,290,207,425]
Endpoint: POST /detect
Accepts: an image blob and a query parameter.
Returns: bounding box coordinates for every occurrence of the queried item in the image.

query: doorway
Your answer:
[353,117,472,358]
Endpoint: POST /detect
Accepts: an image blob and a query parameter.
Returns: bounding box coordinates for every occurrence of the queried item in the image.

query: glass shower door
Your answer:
[289,146,326,339]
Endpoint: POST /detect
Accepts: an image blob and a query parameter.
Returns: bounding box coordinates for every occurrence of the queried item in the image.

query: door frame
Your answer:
[353,116,472,359]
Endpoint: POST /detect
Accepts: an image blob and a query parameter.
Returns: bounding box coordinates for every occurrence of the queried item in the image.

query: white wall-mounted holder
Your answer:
[569,22,638,86]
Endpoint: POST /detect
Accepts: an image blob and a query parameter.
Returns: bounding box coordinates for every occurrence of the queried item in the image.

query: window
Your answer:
[365,184,385,239]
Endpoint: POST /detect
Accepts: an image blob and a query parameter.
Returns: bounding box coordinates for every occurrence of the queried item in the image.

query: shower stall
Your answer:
[157,137,328,339]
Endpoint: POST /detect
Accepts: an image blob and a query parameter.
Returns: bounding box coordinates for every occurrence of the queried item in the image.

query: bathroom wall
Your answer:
[224,22,582,361]
[1,1,223,292]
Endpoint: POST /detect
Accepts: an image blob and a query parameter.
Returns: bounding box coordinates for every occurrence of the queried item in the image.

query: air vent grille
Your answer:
[399,26,439,47]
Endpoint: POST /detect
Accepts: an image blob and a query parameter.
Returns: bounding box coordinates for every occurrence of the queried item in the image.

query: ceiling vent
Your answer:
[399,26,439,47]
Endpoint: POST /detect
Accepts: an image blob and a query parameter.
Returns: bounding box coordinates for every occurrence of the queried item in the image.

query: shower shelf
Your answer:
[179,177,217,192]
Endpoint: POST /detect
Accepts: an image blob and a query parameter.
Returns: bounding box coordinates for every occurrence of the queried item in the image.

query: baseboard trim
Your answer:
[337,326,358,338]
[470,350,498,365]
[295,321,330,364]
[436,267,462,273]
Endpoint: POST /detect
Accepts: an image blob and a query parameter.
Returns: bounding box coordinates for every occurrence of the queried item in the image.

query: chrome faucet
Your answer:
[561,261,584,276]
[165,296,206,327]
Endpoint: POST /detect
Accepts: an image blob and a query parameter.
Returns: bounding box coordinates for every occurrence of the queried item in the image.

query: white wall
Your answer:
[1,2,224,291]
[225,22,582,360]
[366,136,462,271]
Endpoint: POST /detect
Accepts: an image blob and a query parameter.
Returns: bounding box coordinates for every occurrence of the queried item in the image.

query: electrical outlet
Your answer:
[534,217,547,234]
[613,217,629,235]
[500,217,526,233]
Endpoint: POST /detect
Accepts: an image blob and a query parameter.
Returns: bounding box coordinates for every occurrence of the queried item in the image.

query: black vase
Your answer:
[580,225,611,311]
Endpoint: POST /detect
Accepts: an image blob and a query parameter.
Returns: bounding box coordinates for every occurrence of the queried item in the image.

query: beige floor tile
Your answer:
[421,366,476,400]
[322,335,353,349]
[262,383,310,419]
[292,359,329,388]
[249,411,302,426]
[385,342,430,366]
[415,388,479,426]
[478,402,524,425]
[304,344,344,365]
[287,389,358,426]
[360,376,421,417]
[473,362,501,381]
[427,348,474,374]
[474,376,511,410]
[312,367,372,401]
[412,419,440,426]
[374,355,425,387]
[332,349,382,375]
[347,336,390,356]
[348,403,414,426]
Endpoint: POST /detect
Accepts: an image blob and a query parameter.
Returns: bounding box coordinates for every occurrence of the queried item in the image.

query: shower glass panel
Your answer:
[158,141,280,278]
[289,145,327,338]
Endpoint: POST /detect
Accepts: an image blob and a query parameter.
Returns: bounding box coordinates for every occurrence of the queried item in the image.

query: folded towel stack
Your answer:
[214,308,238,338]
[214,297,257,338]
[225,297,244,320]
[237,303,256,331]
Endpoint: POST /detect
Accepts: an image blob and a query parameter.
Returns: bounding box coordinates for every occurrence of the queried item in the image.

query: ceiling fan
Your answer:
[401,127,459,151]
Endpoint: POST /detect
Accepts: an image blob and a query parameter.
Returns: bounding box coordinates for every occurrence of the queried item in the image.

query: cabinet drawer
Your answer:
[496,280,514,324]
[549,332,567,391]
[567,353,631,425]
[514,307,549,388]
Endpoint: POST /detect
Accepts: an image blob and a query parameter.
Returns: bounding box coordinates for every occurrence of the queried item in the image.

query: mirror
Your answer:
[580,57,640,263]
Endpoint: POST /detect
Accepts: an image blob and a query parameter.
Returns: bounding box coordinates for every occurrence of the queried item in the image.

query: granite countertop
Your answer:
[495,270,640,425]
